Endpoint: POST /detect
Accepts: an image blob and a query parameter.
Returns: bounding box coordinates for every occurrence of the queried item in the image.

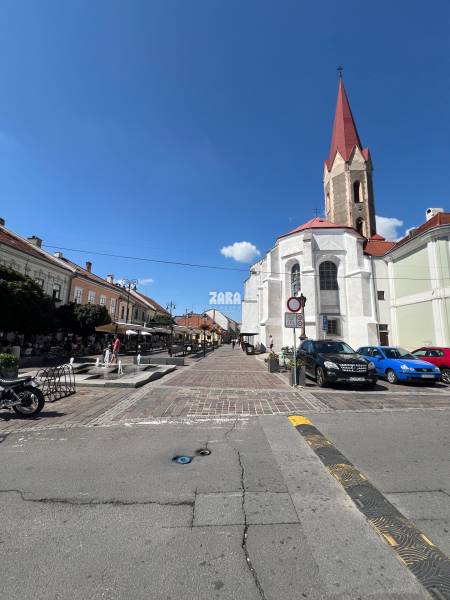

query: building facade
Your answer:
[241,79,449,351]
[0,221,73,304]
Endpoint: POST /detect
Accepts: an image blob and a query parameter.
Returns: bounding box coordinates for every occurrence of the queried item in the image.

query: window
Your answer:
[110,298,116,316]
[52,283,61,301]
[99,295,106,306]
[413,349,427,356]
[74,287,82,304]
[319,261,338,290]
[134,308,138,319]
[35,277,44,288]
[353,180,362,203]
[120,306,125,319]
[291,263,301,295]
[356,218,364,236]
[326,318,339,335]
[371,349,384,359]
[427,349,444,357]
[315,341,355,354]
[87,291,96,304]
[377,290,385,301]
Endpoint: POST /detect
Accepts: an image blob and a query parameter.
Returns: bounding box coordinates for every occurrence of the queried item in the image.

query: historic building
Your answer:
[241,79,450,350]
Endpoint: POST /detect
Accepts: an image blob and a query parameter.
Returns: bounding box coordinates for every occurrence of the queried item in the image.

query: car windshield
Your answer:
[316,342,355,354]
[383,347,416,360]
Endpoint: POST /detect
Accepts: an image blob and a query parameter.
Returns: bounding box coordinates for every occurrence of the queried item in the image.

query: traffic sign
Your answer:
[285,312,304,328]
[287,296,301,312]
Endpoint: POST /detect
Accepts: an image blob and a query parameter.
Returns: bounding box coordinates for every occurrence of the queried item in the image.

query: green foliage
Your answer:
[0,266,57,334]
[57,303,111,337]
[0,353,19,368]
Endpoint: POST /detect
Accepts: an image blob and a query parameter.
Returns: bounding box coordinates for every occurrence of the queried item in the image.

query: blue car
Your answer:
[356,346,442,384]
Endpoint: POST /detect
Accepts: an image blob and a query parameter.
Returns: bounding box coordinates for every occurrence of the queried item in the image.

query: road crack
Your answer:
[0,489,194,507]
[224,421,268,600]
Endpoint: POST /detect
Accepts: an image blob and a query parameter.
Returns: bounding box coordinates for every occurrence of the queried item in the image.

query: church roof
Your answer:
[325,78,370,170]
[364,238,396,256]
[278,216,359,239]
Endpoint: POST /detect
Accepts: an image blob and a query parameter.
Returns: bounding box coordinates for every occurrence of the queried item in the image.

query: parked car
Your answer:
[357,346,442,384]
[297,339,377,388]
[411,347,450,384]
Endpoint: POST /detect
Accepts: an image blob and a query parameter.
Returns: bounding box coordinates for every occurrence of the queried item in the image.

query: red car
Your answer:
[411,347,450,384]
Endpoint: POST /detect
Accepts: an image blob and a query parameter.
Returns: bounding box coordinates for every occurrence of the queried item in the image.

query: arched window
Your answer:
[353,180,362,203]
[319,261,338,290]
[356,218,364,236]
[291,263,301,295]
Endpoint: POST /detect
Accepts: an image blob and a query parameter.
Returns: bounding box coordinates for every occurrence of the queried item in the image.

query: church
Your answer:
[241,78,450,351]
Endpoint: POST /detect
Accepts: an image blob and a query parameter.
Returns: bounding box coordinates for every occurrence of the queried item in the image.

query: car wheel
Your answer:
[316,367,328,388]
[441,368,450,384]
[386,369,398,384]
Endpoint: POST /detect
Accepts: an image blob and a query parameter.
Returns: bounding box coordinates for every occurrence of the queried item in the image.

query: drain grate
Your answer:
[289,414,450,599]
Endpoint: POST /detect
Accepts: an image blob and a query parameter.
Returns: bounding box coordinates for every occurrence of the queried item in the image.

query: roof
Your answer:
[176,314,216,328]
[391,212,450,252]
[57,256,122,293]
[278,216,361,240]
[364,237,396,256]
[132,290,170,316]
[0,226,73,273]
[325,79,369,171]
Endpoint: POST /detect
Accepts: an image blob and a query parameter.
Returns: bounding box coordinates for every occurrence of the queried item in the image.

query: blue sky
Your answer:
[1,0,449,321]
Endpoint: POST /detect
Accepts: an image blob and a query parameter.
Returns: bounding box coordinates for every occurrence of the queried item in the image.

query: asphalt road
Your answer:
[312,410,450,556]
[0,415,438,600]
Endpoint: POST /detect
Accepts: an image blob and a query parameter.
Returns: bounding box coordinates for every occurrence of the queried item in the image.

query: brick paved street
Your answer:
[1,346,449,432]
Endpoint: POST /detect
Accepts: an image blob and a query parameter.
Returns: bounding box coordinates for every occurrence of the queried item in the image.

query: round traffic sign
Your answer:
[287,296,301,312]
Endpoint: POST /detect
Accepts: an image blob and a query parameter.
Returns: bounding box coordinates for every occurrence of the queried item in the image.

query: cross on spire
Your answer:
[337,66,344,79]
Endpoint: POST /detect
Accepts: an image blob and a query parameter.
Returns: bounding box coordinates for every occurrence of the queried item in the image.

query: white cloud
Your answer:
[375,215,404,240]
[220,241,261,263]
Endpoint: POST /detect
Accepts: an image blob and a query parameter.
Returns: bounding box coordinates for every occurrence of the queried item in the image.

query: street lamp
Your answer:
[122,279,138,324]
[202,313,208,357]
[299,293,307,340]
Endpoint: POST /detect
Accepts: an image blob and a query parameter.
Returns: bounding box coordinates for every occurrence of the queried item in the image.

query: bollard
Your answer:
[118,360,123,376]
[137,353,141,366]
[95,357,100,367]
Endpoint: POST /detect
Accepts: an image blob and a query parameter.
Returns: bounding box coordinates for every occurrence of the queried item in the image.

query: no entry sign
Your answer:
[287,296,301,312]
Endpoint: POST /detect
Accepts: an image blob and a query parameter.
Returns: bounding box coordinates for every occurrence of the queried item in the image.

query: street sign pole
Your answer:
[293,327,297,386]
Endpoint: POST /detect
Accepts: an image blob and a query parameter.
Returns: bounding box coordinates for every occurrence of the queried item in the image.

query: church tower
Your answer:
[323,77,376,238]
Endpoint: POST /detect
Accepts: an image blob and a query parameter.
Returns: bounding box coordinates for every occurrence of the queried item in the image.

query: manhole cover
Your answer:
[196,448,211,456]
[173,455,193,464]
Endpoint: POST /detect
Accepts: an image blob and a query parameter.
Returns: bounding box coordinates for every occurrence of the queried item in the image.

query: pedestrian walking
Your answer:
[111,335,121,364]
[269,335,274,352]
[232,339,236,349]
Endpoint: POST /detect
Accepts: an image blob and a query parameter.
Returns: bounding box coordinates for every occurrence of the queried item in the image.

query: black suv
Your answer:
[298,339,377,388]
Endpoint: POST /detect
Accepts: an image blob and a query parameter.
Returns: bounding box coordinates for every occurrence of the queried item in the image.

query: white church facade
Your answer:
[242,78,450,351]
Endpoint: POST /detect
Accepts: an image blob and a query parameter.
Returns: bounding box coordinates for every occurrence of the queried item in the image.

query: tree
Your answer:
[0,266,57,334]
[57,303,111,339]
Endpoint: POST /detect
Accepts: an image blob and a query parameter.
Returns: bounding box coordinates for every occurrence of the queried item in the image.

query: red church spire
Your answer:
[325,78,369,170]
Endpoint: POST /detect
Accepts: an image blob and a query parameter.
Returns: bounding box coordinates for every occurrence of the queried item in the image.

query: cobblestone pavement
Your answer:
[1,346,449,432]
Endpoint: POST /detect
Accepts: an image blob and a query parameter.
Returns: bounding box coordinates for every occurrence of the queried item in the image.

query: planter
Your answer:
[0,367,19,379]
[289,365,306,386]
[267,358,279,373]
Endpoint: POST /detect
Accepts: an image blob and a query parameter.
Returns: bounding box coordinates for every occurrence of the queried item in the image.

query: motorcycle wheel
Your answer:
[13,386,45,417]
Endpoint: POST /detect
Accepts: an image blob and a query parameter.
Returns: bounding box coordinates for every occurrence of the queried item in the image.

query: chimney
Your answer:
[425,207,444,222]
[28,236,42,248]
[85,261,92,272]
[106,274,114,284]
[0,217,5,227]
[54,251,63,259]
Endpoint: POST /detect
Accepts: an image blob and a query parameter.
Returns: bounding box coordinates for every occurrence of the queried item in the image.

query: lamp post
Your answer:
[202,313,208,357]
[299,293,307,341]
[122,279,138,324]
[166,301,176,356]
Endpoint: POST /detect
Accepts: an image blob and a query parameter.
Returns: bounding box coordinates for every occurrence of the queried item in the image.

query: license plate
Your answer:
[349,377,366,382]
[421,374,434,379]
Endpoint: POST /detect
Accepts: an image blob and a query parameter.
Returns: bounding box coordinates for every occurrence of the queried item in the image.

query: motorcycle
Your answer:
[0,375,45,417]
